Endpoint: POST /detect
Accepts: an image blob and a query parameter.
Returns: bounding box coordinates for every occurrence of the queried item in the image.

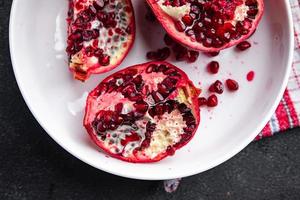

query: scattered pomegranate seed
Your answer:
[247,71,255,81]
[209,80,224,94]
[226,79,239,91]
[146,47,171,61]
[236,41,251,51]
[207,51,220,57]
[207,61,219,74]
[207,94,218,107]
[187,50,199,62]
[198,97,207,106]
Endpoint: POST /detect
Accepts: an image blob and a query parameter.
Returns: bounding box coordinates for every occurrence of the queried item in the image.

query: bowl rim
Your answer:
[9,0,294,180]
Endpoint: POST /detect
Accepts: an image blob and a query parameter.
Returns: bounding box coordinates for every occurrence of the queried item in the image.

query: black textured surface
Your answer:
[1,1,300,199]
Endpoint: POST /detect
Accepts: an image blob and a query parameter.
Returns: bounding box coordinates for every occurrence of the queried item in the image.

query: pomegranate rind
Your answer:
[146,0,264,52]
[84,61,200,163]
[67,0,136,81]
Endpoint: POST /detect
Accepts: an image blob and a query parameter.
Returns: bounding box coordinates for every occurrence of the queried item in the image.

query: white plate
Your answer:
[9,0,294,180]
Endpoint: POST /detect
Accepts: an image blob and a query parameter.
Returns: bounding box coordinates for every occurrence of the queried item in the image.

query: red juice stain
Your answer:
[247,71,255,81]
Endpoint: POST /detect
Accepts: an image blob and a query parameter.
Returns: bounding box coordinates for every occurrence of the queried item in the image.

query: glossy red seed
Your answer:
[207,61,219,74]
[226,79,239,91]
[236,41,251,50]
[207,94,218,107]
[182,14,193,26]
[207,51,220,57]
[99,55,110,66]
[157,47,171,61]
[187,50,199,63]
[175,21,186,32]
[115,103,123,113]
[198,97,207,106]
[209,80,224,94]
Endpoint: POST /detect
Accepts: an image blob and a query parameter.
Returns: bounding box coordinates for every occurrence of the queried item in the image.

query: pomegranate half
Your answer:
[84,61,200,163]
[66,0,135,81]
[146,0,264,52]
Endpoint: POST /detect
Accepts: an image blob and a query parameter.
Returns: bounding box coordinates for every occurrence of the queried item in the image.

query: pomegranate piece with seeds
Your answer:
[84,61,201,163]
[146,0,264,52]
[66,0,135,81]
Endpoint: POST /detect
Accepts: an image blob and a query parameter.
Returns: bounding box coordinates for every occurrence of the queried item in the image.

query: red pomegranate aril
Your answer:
[209,80,224,94]
[182,14,193,26]
[207,94,218,107]
[226,79,239,91]
[157,47,171,61]
[99,55,110,66]
[236,41,251,51]
[175,21,186,32]
[198,97,207,106]
[207,51,220,57]
[115,103,123,114]
[146,47,170,61]
[207,61,219,74]
[187,50,199,63]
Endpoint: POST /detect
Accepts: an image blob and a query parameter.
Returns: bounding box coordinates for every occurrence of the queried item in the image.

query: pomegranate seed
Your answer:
[182,14,193,26]
[175,21,186,32]
[115,103,123,113]
[157,47,171,61]
[146,47,170,61]
[187,50,199,63]
[226,79,239,91]
[198,97,207,106]
[209,80,224,94]
[207,51,220,57]
[207,94,218,107]
[99,55,110,66]
[207,61,219,74]
[236,41,251,50]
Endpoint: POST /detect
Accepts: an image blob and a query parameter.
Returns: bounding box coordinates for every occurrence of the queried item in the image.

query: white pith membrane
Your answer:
[153,0,261,50]
[68,0,134,78]
[88,65,198,160]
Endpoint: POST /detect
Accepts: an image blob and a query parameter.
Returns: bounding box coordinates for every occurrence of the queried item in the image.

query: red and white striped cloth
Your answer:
[164,0,300,192]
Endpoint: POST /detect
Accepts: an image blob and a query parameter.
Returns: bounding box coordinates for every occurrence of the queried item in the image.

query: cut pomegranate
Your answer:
[146,0,264,52]
[84,61,201,163]
[66,0,135,81]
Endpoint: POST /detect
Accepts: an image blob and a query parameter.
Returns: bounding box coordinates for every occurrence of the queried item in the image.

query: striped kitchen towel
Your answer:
[164,0,300,193]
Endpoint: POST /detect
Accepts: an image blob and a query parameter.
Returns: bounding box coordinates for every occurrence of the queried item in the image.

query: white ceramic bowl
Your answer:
[10,0,294,180]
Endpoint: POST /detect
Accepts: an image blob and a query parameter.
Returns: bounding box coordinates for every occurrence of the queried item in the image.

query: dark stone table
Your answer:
[1,1,300,199]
